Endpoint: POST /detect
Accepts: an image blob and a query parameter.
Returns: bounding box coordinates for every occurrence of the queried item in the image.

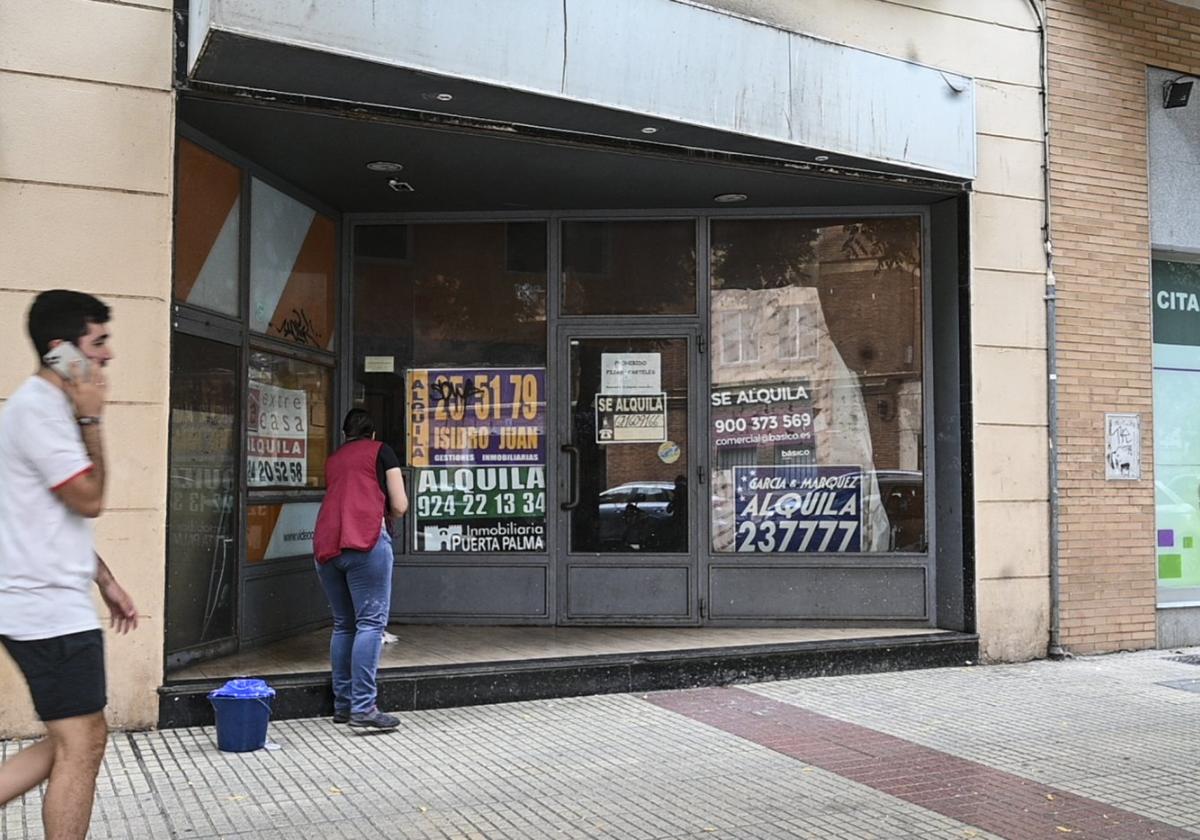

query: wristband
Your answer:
[77,416,102,426]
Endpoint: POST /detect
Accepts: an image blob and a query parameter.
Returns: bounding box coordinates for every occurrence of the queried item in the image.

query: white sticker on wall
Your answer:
[1105,412,1140,480]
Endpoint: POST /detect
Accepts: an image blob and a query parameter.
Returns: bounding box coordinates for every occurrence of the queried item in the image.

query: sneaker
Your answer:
[332,709,350,724]
[348,708,399,730]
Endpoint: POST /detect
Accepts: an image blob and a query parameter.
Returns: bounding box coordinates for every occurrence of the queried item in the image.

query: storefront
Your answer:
[162,0,979,678]
[2,0,1053,735]
[1150,64,1200,633]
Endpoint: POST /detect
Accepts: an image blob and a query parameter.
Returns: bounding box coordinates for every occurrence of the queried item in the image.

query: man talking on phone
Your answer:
[0,290,139,840]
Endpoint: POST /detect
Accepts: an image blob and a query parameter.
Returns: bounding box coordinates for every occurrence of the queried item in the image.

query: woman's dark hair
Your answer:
[28,289,111,357]
[342,408,375,440]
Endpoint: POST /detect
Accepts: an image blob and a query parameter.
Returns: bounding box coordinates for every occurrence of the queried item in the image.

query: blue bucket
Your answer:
[207,679,275,753]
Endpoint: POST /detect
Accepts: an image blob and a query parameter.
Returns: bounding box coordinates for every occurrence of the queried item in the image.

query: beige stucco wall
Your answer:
[0,0,174,735]
[709,0,1051,661]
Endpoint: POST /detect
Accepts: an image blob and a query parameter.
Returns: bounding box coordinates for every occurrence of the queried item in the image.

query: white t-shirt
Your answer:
[0,376,99,640]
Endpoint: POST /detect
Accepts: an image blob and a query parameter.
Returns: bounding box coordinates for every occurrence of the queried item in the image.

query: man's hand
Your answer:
[62,362,107,419]
[95,557,138,634]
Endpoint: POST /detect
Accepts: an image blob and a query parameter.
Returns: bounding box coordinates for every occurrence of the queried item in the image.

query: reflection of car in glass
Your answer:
[598,482,676,549]
[871,470,925,552]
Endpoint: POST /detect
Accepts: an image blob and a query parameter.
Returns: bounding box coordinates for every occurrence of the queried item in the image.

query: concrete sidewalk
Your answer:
[4,648,1200,839]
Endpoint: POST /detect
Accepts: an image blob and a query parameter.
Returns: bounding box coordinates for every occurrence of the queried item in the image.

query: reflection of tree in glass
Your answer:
[712,222,819,290]
[564,221,695,315]
[712,218,920,289]
[839,220,921,275]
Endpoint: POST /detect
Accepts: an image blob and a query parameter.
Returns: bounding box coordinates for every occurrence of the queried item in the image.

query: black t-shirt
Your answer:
[376,443,401,501]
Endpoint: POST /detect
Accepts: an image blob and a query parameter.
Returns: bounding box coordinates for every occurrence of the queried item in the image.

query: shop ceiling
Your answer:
[183,0,976,213]
[179,94,962,214]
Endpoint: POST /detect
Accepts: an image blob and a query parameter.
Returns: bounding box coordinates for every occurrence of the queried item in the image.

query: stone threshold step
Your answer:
[158,631,978,728]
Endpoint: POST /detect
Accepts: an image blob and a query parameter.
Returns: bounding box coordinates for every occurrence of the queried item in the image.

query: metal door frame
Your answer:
[343,204,941,627]
[553,321,703,625]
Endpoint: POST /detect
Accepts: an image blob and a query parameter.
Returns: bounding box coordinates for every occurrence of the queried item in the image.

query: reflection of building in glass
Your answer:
[710,218,924,553]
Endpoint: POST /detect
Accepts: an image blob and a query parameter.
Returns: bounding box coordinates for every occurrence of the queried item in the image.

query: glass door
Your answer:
[165,332,240,670]
[557,330,698,623]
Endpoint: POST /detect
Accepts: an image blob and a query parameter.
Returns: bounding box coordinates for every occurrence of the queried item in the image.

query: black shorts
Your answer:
[1,629,106,721]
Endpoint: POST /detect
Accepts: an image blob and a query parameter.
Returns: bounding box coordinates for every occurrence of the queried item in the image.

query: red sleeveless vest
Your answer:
[313,439,385,564]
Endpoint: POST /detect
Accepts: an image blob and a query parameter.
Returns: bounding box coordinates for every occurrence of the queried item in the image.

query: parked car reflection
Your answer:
[596,479,687,551]
[873,469,926,552]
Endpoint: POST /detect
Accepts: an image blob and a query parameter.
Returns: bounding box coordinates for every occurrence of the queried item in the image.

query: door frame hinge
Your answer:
[699,595,706,619]
[697,333,706,355]
[697,464,706,485]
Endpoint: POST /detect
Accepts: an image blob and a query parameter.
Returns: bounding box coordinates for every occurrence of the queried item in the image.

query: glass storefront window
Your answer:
[247,351,332,489]
[352,222,549,553]
[1152,259,1200,604]
[166,333,239,663]
[174,139,241,316]
[562,220,696,315]
[249,178,336,350]
[710,216,925,554]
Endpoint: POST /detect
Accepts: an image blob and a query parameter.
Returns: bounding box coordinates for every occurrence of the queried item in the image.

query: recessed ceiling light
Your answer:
[640,126,659,134]
[435,93,454,102]
[814,155,830,163]
[714,193,748,203]
[366,160,404,172]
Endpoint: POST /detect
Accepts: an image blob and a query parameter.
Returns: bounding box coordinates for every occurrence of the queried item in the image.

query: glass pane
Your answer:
[247,502,321,563]
[710,217,924,554]
[569,337,689,553]
[352,222,549,554]
[562,220,696,315]
[249,178,336,350]
[1152,259,1200,603]
[174,139,240,316]
[247,351,332,489]
[166,333,238,659]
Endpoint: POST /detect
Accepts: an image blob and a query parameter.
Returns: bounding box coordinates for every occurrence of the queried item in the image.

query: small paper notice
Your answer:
[364,356,396,374]
[1105,413,1140,480]
[600,353,661,395]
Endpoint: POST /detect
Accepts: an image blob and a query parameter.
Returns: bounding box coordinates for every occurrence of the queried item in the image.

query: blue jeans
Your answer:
[314,528,393,714]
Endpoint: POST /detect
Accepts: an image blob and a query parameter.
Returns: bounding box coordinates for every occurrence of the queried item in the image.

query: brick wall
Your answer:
[1045,0,1198,652]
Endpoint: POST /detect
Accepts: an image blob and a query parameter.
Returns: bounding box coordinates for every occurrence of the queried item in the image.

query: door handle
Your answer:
[560,444,580,510]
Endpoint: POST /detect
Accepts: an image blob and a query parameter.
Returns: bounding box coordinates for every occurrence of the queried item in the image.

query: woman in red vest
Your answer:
[313,409,408,730]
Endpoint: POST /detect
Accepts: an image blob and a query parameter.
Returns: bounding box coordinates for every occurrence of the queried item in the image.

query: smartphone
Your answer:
[42,342,91,382]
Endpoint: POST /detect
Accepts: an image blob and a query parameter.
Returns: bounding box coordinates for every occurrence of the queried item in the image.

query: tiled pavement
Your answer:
[5,648,1200,838]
